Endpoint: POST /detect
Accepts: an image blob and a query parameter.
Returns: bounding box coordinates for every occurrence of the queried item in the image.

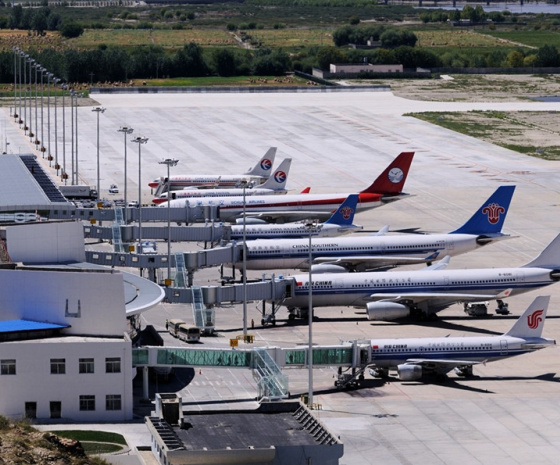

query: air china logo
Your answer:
[527,309,544,329]
[261,159,273,171]
[482,202,506,224]
[274,171,286,183]
[340,206,354,219]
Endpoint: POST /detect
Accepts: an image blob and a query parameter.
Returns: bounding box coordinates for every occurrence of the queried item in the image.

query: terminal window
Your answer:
[105,357,121,373]
[79,358,94,374]
[1,359,16,375]
[79,395,95,411]
[106,395,122,411]
[50,358,66,374]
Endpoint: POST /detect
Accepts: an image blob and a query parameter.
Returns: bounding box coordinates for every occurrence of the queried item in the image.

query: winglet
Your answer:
[360,152,414,195]
[450,186,515,235]
[324,194,359,226]
[505,295,550,338]
[244,147,277,177]
[425,255,450,271]
[258,158,292,190]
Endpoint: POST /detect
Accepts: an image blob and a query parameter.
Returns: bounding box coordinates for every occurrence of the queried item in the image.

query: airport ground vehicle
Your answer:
[59,185,98,200]
[177,324,201,343]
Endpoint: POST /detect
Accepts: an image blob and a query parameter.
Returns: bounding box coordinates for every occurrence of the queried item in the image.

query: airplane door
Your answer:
[500,340,508,355]
[444,238,454,252]
[515,271,525,283]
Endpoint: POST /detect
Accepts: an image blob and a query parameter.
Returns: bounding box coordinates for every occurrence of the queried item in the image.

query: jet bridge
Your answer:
[133,340,369,402]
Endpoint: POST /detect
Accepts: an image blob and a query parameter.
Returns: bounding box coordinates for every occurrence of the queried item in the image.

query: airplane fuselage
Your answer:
[241,233,484,270]
[284,266,559,314]
[150,174,268,194]
[230,223,358,240]
[153,187,286,204]
[165,192,385,222]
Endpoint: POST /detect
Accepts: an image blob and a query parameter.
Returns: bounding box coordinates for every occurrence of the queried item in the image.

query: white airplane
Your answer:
[230,194,362,240]
[152,158,292,205]
[366,295,555,381]
[279,231,560,321]
[149,147,277,195]
[240,185,515,271]
[164,151,414,223]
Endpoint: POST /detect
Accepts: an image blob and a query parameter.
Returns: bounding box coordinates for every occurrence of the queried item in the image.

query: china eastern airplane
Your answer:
[152,158,292,205]
[149,147,277,195]
[230,194,362,240]
[164,151,414,223]
[366,295,555,381]
[240,185,514,271]
[279,231,560,321]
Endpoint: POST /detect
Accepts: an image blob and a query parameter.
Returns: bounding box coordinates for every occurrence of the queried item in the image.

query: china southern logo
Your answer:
[527,309,544,329]
[340,206,354,220]
[261,159,273,171]
[274,171,286,183]
[482,202,506,224]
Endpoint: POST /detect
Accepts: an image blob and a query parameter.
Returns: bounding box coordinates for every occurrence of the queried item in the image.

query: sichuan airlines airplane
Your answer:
[152,158,292,205]
[366,295,555,381]
[240,185,514,271]
[280,232,560,321]
[230,194,362,240]
[149,147,277,195]
[164,151,414,223]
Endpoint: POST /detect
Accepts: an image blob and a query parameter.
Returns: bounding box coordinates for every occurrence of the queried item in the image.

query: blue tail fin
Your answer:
[324,194,359,226]
[450,186,515,235]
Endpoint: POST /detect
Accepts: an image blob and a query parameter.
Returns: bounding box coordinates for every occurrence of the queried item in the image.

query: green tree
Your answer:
[507,50,524,67]
[60,22,84,39]
[316,46,345,70]
[535,44,560,67]
[213,49,237,77]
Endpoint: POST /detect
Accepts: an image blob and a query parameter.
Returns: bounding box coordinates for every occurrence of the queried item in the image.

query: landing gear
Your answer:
[454,365,474,377]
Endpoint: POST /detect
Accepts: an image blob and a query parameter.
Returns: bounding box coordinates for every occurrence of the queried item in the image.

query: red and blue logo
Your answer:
[527,309,544,329]
[261,159,273,171]
[340,206,354,220]
[274,171,286,183]
[482,202,505,224]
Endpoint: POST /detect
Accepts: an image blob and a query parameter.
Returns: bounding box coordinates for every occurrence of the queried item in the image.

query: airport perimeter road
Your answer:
[4,89,560,465]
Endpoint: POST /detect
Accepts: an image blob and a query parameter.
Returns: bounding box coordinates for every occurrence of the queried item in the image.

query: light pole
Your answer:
[33,62,38,148]
[70,89,75,184]
[39,66,45,156]
[159,159,178,284]
[61,83,67,183]
[46,72,52,166]
[27,58,34,140]
[240,178,248,338]
[53,78,60,175]
[305,219,318,408]
[92,107,106,195]
[12,47,17,122]
[117,126,134,222]
[132,136,148,253]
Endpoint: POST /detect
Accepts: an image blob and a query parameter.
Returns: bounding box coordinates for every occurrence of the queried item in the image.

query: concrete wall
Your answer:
[0,338,133,421]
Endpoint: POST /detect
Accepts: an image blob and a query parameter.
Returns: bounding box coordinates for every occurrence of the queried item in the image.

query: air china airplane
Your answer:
[240,185,514,271]
[366,295,555,381]
[152,158,292,205]
[149,147,277,195]
[230,194,362,240]
[279,231,560,321]
[164,151,414,223]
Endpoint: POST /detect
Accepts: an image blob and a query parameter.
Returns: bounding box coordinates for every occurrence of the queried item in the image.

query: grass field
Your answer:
[481,29,560,48]
[414,29,520,48]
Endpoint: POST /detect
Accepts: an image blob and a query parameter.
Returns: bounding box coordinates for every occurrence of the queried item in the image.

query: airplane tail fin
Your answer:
[258,158,292,190]
[360,152,414,195]
[450,186,515,235]
[324,194,359,226]
[244,147,277,177]
[505,295,550,338]
[301,187,311,194]
[522,233,560,269]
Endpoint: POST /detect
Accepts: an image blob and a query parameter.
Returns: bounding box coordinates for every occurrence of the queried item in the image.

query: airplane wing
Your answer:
[367,290,513,306]
[399,358,483,375]
[312,253,447,272]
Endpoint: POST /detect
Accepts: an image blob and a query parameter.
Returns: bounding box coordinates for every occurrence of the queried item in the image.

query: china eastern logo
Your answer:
[482,202,506,224]
[261,159,273,171]
[340,206,354,220]
[527,309,544,329]
[274,171,286,183]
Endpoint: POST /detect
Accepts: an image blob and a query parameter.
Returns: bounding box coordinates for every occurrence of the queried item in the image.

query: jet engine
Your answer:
[397,364,422,381]
[366,302,410,321]
[235,217,267,225]
[310,264,348,274]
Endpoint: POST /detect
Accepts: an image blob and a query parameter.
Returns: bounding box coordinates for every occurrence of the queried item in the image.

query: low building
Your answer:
[329,63,403,74]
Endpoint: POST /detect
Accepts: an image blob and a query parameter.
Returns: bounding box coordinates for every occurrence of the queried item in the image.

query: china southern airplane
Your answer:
[230,194,362,240]
[164,151,414,223]
[279,231,560,320]
[152,158,292,205]
[241,185,515,271]
[149,147,277,195]
[366,295,555,381]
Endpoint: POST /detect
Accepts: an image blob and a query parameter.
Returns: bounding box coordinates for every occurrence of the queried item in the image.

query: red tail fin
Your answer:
[300,187,311,194]
[360,152,414,195]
